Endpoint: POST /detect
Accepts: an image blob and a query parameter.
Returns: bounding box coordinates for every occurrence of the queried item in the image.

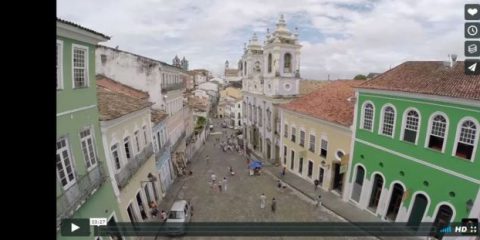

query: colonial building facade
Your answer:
[56,19,123,239]
[279,80,363,195]
[242,14,302,164]
[343,61,480,239]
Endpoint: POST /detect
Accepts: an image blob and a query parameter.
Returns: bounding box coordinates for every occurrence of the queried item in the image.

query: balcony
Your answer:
[161,82,185,93]
[155,140,171,162]
[115,143,154,189]
[57,163,106,228]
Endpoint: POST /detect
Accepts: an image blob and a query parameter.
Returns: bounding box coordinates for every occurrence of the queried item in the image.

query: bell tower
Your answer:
[240,32,264,94]
[263,14,301,97]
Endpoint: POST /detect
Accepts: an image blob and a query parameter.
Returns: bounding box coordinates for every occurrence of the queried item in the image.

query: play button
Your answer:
[61,219,90,236]
[71,223,80,232]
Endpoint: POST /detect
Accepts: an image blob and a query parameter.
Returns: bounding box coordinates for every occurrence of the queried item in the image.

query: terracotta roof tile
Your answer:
[280,80,364,127]
[359,61,480,101]
[96,76,153,121]
[299,80,328,95]
[151,109,168,124]
[57,18,110,40]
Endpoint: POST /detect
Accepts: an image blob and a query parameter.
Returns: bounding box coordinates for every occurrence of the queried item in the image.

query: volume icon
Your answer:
[440,226,452,233]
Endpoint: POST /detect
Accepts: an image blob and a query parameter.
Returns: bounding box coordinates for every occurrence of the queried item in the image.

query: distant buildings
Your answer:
[224,60,241,84]
[172,55,189,71]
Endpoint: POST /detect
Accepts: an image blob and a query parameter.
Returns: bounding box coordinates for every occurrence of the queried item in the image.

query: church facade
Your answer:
[241,15,302,164]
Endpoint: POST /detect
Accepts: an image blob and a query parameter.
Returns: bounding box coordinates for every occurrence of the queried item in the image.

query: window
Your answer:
[134,130,141,153]
[290,150,295,170]
[307,160,313,178]
[428,114,447,151]
[336,150,345,160]
[56,138,75,188]
[299,130,305,147]
[258,108,262,126]
[111,144,121,170]
[268,54,272,73]
[291,127,296,142]
[320,139,328,158]
[57,40,63,89]
[298,157,303,174]
[455,120,477,160]
[381,106,395,136]
[255,61,261,72]
[267,109,272,129]
[362,103,374,130]
[309,134,316,152]
[153,134,158,152]
[284,53,292,73]
[80,128,97,170]
[143,126,148,145]
[284,124,288,137]
[403,110,419,144]
[283,145,287,165]
[73,45,88,88]
[244,61,247,75]
[124,137,132,160]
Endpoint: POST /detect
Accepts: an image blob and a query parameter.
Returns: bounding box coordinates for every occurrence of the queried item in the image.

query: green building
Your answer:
[344,61,480,238]
[56,19,123,239]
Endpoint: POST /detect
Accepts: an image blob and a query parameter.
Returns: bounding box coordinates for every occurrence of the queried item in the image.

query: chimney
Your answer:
[449,54,457,68]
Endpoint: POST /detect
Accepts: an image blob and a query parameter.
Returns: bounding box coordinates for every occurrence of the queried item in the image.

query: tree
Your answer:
[354,74,367,80]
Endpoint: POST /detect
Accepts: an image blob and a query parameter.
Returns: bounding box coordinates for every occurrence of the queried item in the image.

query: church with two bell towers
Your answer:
[241,14,302,164]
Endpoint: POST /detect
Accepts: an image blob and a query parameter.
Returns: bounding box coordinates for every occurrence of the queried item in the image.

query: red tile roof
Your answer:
[280,80,364,127]
[151,109,168,124]
[96,75,153,121]
[359,61,480,101]
[57,18,110,40]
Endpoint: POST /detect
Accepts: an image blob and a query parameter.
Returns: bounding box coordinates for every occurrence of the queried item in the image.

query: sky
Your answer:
[58,0,467,80]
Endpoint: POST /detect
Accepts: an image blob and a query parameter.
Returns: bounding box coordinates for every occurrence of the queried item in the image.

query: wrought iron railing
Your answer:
[115,143,154,189]
[57,163,107,228]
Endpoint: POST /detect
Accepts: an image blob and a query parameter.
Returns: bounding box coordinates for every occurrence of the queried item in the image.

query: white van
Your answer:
[165,200,192,235]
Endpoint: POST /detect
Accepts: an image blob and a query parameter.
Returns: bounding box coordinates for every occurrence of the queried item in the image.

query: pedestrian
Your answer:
[218,184,222,192]
[260,193,266,209]
[211,173,216,184]
[160,210,167,221]
[277,180,282,189]
[223,177,227,191]
[315,195,322,207]
[271,197,276,213]
[314,179,319,190]
[281,167,286,177]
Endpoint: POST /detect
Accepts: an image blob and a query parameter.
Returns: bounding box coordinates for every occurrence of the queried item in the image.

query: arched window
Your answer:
[258,107,263,127]
[284,53,292,73]
[402,109,420,144]
[380,106,395,136]
[268,54,272,73]
[427,114,448,151]
[362,103,374,130]
[255,61,261,72]
[454,119,478,160]
[244,61,247,75]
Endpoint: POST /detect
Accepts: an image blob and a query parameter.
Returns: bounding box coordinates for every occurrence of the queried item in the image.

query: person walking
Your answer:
[314,179,319,190]
[271,197,276,213]
[315,195,322,207]
[281,167,286,177]
[211,173,216,184]
[260,193,266,209]
[223,177,227,191]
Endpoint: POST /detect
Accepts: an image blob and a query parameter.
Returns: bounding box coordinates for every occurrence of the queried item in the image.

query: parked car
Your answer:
[165,200,192,236]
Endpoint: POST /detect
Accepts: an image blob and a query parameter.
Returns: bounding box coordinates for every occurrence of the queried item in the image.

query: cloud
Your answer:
[58,0,465,79]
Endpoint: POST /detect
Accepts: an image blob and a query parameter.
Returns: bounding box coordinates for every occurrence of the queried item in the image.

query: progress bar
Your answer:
[94,222,477,237]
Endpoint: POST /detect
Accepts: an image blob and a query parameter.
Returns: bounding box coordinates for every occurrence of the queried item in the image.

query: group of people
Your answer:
[148,201,168,221]
[260,193,277,212]
[209,173,228,192]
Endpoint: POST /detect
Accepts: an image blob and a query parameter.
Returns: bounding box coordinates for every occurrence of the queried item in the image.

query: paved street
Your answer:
[149,118,381,240]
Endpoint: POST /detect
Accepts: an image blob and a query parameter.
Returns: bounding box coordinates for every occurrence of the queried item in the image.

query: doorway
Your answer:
[368,174,384,213]
[318,167,324,187]
[136,192,148,220]
[351,165,365,203]
[430,205,454,239]
[386,183,404,221]
[407,193,428,231]
[267,141,271,159]
[332,163,343,193]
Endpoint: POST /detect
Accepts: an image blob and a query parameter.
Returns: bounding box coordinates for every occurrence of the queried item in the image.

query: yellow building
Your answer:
[279,80,363,196]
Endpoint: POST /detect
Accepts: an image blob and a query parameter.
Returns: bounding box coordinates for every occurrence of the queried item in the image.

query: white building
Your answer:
[242,14,302,164]
[96,46,191,178]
